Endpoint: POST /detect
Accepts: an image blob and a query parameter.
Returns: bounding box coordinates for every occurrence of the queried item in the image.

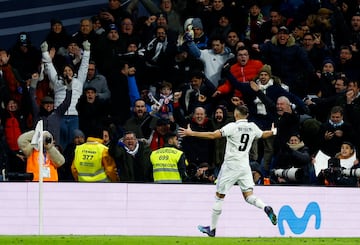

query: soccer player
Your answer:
[178,105,277,237]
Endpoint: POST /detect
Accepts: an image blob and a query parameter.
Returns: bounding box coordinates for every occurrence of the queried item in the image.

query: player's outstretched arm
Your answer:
[178,124,222,139]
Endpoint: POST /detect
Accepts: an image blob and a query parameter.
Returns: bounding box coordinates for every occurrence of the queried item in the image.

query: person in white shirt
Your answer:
[41,40,90,149]
[179,104,277,237]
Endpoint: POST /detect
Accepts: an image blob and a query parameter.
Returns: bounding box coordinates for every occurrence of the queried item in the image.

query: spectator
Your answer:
[252,26,315,98]
[150,132,189,183]
[55,38,83,72]
[9,32,41,81]
[72,18,97,48]
[126,0,160,18]
[0,98,28,176]
[58,129,85,181]
[211,104,232,174]
[18,130,65,182]
[258,7,287,43]
[173,70,216,119]
[83,61,111,102]
[118,17,140,55]
[143,25,177,85]
[313,58,337,98]
[317,141,359,186]
[305,73,348,123]
[151,81,174,122]
[302,32,331,73]
[71,130,119,182]
[336,45,360,80]
[243,2,267,46]
[123,99,157,140]
[147,118,173,151]
[44,18,71,55]
[335,79,360,149]
[158,0,184,35]
[117,39,147,88]
[185,34,234,88]
[29,72,72,146]
[347,12,360,52]
[98,0,132,28]
[175,106,214,167]
[209,12,233,41]
[214,46,263,100]
[109,131,153,182]
[141,12,178,48]
[318,105,354,158]
[93,24,126,77]
[272,134,315,185]
[41,40,90,149]
[76,87,109,139]
[0,49,28,110]
[201,0,228,35]
[272,96,301,175]
[106,60,133,127]
[166,45,204,89]
[91,15,105,36]
[184,18,209,50]
[225,30,241,54]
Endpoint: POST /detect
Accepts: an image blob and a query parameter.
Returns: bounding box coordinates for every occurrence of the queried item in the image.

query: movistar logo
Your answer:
[278,202,321,235]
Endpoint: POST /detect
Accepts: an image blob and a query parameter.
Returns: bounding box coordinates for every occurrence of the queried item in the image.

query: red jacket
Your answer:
[217,59,263,98]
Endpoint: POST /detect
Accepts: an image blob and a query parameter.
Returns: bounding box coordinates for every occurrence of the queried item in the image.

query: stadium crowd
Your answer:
[1,0,360,186]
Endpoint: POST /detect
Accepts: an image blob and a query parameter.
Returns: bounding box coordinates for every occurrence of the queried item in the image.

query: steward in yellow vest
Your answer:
[150,132,188,183]
[72,136,119,182]
[17,130,65,182]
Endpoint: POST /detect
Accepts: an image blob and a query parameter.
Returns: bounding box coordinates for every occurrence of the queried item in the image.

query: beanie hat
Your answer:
[192,18,203,30]
[259,64,272,76]
[50,18,63,26]
[107,23,118,33]
[73,129,85,138]
[41,96,54,104]
[322,57,335,68]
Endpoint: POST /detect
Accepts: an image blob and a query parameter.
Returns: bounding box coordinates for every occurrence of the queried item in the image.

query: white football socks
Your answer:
[211,196,224,230]
[245,195,266,210]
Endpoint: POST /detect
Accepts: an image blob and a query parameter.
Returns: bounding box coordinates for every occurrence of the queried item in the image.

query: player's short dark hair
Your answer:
[235,105,249,116]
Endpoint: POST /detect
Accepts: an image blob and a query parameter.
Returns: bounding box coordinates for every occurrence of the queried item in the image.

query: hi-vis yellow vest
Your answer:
[150,147,183,183]
[74,142,109,182]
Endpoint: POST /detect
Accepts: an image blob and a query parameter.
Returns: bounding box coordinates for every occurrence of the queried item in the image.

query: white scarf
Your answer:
[124,142,139,157]
[253,79,273,115]
[147,37,168,62]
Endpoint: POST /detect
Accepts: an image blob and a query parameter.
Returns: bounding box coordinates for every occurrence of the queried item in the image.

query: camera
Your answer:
[272,167,304,182]
[341,168,360,178]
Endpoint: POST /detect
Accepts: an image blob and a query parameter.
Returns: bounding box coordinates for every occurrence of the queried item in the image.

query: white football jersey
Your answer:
[220,119,263,170]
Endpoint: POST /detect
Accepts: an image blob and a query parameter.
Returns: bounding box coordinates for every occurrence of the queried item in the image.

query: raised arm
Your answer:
[178,124,222,139]
[76,41,91,83]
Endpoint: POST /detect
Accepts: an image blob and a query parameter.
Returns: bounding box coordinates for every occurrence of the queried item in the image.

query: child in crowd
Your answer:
[150,81,174,122]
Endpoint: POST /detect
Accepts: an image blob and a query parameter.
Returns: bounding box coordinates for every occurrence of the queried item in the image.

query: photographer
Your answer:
[272,134,315,185]
[17,130,65,182]
[188,162,216,184]
[317,142,359,186]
